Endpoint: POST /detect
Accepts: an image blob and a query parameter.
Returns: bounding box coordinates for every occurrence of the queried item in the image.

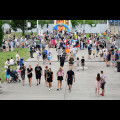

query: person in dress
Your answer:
[95,73,101,96]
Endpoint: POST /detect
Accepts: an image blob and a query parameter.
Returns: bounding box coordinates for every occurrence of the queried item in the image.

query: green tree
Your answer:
[0,20,5,48]
[8,20,37,36]
[38,20,50,29]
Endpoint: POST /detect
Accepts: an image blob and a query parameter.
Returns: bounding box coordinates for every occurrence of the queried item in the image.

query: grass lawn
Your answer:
[0,48,30,83]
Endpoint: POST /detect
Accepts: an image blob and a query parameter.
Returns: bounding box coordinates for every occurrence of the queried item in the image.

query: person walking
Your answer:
[44,66,49,87]
[69,55,74,68]
[57,67,64,90]
[20,63,26,86]
[81,56,85,71]
[27,65,33,87]
[46,68,53,91]
[35,63,42,86]
[36,48,41,63]
[100,71,106,96]
[47,49,52,65]
[65,66,75,92]
[95,73,101,96]
[60,54,65,69]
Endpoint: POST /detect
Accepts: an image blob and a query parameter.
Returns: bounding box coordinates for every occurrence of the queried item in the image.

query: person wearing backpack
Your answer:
[69,55,74,68]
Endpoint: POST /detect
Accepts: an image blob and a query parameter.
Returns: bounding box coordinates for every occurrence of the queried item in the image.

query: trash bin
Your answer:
[19,58,24,66]
[117,61,120,72]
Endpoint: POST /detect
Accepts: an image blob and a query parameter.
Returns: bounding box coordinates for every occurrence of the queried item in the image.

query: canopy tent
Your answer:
[53,23,70,32]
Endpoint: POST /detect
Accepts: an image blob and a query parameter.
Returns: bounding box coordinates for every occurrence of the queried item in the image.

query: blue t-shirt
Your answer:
[115,52,119,60]
[44,50,47,55]
[71,39,74,44]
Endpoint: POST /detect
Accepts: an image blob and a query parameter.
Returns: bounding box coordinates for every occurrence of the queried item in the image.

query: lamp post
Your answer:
[37,20,39,37]
[118,20,119,47]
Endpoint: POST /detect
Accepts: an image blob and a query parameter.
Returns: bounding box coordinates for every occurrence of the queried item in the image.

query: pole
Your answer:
[107,20,109,47]
[114,20,115,33]
[37,20,39,37]
[118,20,119,47]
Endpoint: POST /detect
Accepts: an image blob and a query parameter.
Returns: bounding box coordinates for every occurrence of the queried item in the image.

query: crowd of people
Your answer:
[1,29,120,96]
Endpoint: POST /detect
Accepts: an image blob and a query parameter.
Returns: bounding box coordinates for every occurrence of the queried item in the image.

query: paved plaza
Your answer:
[0,47,120,100]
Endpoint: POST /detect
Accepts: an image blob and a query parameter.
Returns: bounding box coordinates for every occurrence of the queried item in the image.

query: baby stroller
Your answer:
[10,70,21,83]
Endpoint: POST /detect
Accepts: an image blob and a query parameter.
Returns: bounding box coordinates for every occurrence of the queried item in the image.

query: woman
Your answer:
[46,68,53,91]
[95,73,101,96]
[6,66,11,83]
[57,67,64,90]
[69,55,74,68]
[36,48,41,63]
[99,48,103,61]
[27,65,33,87]
[44,66,49,87]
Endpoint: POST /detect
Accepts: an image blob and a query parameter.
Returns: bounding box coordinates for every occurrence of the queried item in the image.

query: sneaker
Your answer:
[49,88,51,91]
[60,88,62,90]
[102,94,104,96]
[39,82,40,84]
[57,89,59,91]
[37,83,38,86]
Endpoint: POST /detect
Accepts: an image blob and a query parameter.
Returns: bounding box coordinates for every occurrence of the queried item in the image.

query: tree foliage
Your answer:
[38,20,50,29]
[71,20,107,28]
[8,20,37,36]
[0,20,5,47]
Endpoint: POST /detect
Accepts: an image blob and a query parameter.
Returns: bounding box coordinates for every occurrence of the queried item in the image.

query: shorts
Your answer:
[21,74,25,80]
[60,62,64,67]
[36,74,41,79]
[47,78,52,83]
[111,51,114,55]
[67,79,73,85]
[81,63,84,66]
[37,55,40,59]
[48,56,51,60]
[101,82,106,89]
[7,75,10,79]
[36,45,40,49]
[57,76,63,81]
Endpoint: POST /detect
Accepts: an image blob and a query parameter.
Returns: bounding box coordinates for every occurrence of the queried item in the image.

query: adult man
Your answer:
[29,45,34,58]
[65,66,75,92]
[20,64,26,86]
[35,63,42,85]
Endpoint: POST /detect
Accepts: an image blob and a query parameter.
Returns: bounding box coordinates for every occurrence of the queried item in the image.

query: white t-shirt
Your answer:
[89,40,92,44]
[36,51,40,56]
[16,54,20,61]
[17,66,20,71]
[17,42,19,46]
[48,51,52,57]
[10,59,14,65]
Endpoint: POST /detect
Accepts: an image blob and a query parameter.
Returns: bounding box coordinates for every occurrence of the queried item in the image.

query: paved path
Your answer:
[0,47,120,100]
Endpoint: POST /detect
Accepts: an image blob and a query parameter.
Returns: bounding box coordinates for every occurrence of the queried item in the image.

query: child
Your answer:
[17,64,21,76]
[81,56,85,71]
[112,55,115,68]
[93,47,96,58]
[76,57,80,71]
[0,78,1,88]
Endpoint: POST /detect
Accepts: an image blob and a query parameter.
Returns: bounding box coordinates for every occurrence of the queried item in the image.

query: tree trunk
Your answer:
[22,29,25,36]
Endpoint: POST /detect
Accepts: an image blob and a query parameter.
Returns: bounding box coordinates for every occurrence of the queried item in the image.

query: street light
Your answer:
[118,20,119,47]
